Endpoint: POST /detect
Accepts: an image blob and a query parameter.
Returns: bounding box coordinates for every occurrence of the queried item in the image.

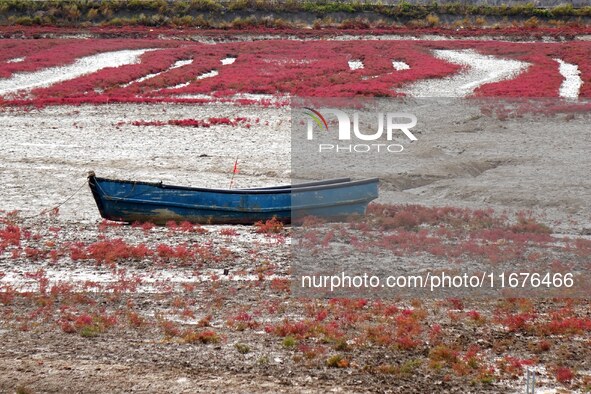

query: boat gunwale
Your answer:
[243,177,350,190]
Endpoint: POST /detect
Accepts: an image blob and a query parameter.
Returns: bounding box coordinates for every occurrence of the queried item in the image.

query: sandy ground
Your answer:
[2,101,590,296]
[293,98,591,234]
[0,103,291,222]
[122,58,193,88]
[555,58,583,99]
[1,100,590,233]
[403,49,530,97]
[1,101,590,392]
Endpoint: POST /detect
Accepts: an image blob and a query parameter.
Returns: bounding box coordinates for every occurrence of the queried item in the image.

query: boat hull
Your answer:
[88,174,378,225]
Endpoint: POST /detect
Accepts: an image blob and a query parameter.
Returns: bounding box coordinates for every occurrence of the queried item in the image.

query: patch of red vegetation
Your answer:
[183,329,221,344]
[1,210,590,389]
[497,355,535,376]
[86,239,152,265]
[0,224,21,251]
[0,38,172,79]
[0,37,589,106]
[60,311,118,336]
[543,316,591,335]
[554,366,575,384]
[255,217,284,234]
[301,204,560,267]
[165,220,208,234]
[130,117,251,128]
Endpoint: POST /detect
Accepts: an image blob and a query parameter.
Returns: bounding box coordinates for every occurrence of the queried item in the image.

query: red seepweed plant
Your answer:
[1,37,589,106]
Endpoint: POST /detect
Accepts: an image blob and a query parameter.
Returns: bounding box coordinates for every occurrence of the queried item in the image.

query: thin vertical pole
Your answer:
[229,156,239,189]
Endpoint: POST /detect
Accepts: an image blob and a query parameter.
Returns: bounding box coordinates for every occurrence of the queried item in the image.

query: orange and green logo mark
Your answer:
[303,107,329,132]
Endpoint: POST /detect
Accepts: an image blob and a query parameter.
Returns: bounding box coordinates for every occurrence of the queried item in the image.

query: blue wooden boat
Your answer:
[87,172,378,225]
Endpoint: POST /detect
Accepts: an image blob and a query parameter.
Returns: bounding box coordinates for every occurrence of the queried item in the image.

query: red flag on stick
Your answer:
[229,156,239,189]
